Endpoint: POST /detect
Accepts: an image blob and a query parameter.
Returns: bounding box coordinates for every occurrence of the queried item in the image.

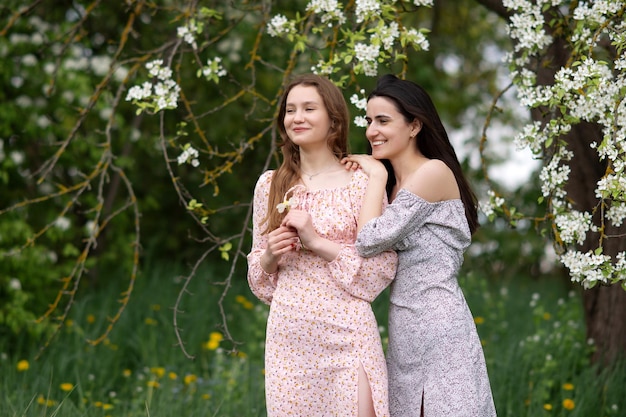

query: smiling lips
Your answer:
[371,140,386,146]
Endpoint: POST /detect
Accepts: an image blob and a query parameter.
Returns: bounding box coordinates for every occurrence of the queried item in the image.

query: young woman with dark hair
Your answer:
[343,74,497,417]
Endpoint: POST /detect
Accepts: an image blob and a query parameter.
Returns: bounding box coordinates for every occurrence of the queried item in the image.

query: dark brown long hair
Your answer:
[263,74,350,234]
[368,74,479,234]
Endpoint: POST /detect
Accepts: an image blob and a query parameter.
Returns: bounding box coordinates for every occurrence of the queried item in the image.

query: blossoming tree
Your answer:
[476,0,626,364]
[1,0,625,363]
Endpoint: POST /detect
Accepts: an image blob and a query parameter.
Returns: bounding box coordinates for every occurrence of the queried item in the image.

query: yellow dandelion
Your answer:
[102,404,114,410]
[474,316,485,325]
[16,359,29,372]
[94,401,103,407]
[59,383,74,392]
[543,403,553,410]
[144,317,157,325]
[150,367,165,378]
[205,331,223,350]
[168,372,178,380]
[146,380,160,388]
[563,398,575,410]
[562,383,574,391]
[65,319,74,327]
[202,393,211,400]
[543,312,551,320]
[37,395,56,407]
[206,339,220,350]
[122,369,132,377]
[184,374,197,385]
[86,314,96,324]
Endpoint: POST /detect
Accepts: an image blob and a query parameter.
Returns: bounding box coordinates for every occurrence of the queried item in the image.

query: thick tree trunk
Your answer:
[475,1,626,365]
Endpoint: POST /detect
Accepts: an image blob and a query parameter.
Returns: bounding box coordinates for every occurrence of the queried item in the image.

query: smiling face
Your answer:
[284,85,332,148]
[365,96,420,161]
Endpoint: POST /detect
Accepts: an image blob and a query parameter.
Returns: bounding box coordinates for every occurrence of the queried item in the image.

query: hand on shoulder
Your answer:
[404,159,460,203]
[341,154,387,183]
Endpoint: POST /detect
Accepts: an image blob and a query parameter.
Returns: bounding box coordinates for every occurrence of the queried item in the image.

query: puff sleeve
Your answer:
[246,171,277,305]
[326,171,397,302]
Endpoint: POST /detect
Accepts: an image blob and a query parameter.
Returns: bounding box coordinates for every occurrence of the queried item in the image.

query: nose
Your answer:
[293,109,305,123]
[365,123,377,139]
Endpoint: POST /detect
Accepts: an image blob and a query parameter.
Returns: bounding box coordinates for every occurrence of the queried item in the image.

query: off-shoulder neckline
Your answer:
[394,188,463,206]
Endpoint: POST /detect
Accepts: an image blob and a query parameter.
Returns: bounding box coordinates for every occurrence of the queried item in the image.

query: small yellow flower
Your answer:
[151,304,161,311]
[146,380,160,388]
[474,316,485,325]
[168,371,178,380]
[65,319,74,327]
[37,395,56,407]
[150,367,165,378]
[205,331,223,350]
[59,383,74,392]
[562,398,575,410]
[86,314,96,324]
[184,374,197,385]
[543,312,551,320]
[562,383,574,391]
[16,359,29,372]
[543,403,553,410]
[122,369,132,377]
[94,401,103,407]
[144,317,157,325]
[102,404,114,410]
[202,393,211,400]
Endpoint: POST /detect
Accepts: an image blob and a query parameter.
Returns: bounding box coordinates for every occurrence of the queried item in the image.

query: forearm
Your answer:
[357,175,387,232]
[306,237,342,262]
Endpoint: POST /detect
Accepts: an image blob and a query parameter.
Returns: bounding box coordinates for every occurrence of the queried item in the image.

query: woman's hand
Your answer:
[342,154,387,181]
[281,209,317,249]
[261,225,299,273]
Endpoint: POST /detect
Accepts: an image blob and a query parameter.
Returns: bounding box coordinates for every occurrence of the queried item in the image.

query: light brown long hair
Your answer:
[262,74,350,234]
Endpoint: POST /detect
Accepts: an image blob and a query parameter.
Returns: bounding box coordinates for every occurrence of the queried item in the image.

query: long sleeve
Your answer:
[356,189,437,257]
[324,170,397,302]
[246,171,277,305]
[327,245,396,302]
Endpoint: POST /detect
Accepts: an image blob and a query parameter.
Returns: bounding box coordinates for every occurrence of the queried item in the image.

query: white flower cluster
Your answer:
[125,60,181,113]
[403,28,430,52]
[503,0,552,54]
[350,90,368,127]
[560,250,617,289]
[177,20,201,50]
[177,144,200,167]
[267,14,296,38]
[200,57,227,83]
[372,22,399,51]
[306,0,346,25]
[354,43,380,76]
[555,210,592,245]
[479,189,505,218]
[355,0,380,24]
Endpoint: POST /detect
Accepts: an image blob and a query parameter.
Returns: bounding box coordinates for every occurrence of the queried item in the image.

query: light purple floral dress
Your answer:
[356,188,497,417]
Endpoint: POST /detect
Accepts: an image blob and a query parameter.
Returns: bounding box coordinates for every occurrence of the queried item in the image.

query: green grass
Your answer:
[1,261,625,416]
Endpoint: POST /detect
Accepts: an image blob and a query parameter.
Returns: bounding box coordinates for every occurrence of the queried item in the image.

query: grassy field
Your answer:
[1,260,625,417]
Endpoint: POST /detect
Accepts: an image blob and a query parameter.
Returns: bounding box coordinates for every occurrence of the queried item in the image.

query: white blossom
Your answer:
[54,216,71,231]
[177,145,200,167]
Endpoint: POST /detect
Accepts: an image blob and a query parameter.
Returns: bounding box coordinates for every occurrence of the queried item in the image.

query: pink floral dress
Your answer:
[247,169,397,417]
